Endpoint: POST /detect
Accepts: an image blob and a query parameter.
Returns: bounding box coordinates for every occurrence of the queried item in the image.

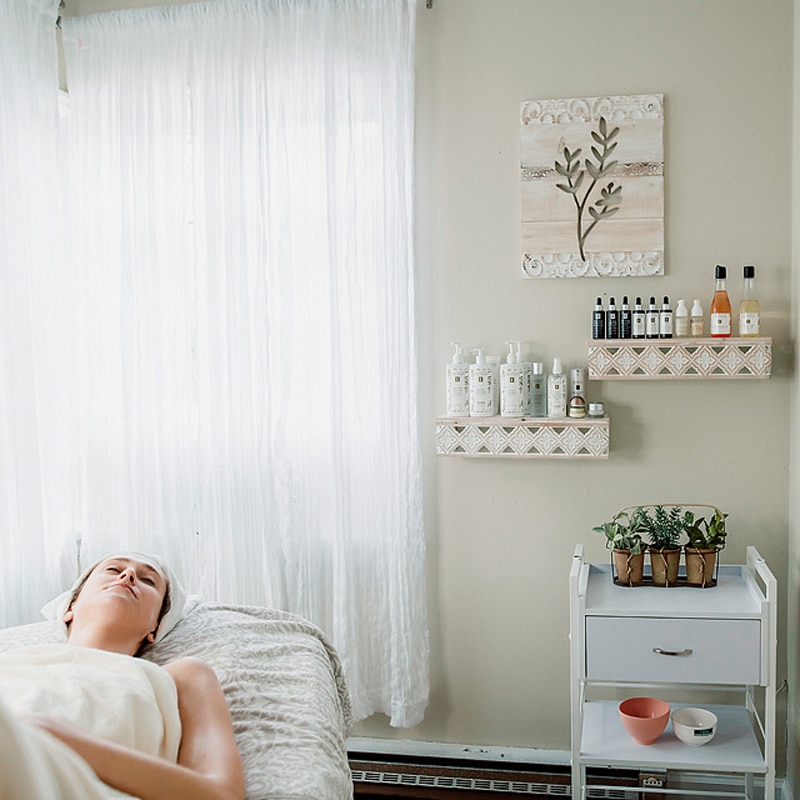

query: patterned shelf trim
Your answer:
[587,337,772,379]
[436,417,609,459]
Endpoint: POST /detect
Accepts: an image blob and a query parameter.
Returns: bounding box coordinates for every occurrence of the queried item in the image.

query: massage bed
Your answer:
[0,598,354,799]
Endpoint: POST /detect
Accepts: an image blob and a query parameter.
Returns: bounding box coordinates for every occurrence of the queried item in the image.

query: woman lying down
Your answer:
[0,553,245,800]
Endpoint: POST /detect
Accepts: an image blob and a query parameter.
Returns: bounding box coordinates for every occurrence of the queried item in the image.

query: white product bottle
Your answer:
[515,341,533,415]
[674,299,689,337]
[486,354,501,415]
[547,357,567,418]
[690,299,704,337]
[500,342,527,417]
[445,342,470,417]
[469,348,497,417]
[529,362,547,417]
[568,367,587,419]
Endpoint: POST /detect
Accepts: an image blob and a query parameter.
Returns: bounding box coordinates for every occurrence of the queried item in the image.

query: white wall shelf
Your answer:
[587,337,772,379]
[435,416,609,459]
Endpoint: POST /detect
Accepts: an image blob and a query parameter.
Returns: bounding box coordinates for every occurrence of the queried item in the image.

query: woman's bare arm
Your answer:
[28,657,245,800]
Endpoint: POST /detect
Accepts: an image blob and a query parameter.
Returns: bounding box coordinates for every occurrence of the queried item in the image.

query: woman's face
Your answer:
[65,555,168,644]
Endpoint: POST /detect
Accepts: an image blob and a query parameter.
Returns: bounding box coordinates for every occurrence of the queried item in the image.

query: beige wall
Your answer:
[65,0,795,780]
[355,0,794,756]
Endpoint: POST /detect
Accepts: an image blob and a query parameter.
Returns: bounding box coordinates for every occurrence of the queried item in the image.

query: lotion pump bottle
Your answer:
[469,348,497,417]
[515,341,532,414]
[547,358,567,418]
[530,362,547,417]
[445,342,470,417]
[500,341,527,417]
[691,299,704,336]
[675,299,689,337]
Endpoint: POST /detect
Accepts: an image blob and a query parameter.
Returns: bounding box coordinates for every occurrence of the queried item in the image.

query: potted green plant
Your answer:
[593,507,646,586]
[684,508,728,587]
[642,505,691,587]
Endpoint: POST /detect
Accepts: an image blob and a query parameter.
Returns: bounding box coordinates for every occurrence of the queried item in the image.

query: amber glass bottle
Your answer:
[709,265,731,338]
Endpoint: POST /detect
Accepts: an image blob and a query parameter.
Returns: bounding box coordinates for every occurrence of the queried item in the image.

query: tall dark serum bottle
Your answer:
[592,297,605,339]
[710,265,732,338]
[632,297,645,339]
[645,296,660,339]
[606,297,619,339]
[620,296,632,339]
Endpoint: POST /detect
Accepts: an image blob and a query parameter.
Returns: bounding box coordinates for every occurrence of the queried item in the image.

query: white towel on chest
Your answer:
[0,644,181,762]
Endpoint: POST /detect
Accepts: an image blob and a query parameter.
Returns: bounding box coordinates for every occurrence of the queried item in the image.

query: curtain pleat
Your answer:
[50,0,426,726]
[0,0,75,626]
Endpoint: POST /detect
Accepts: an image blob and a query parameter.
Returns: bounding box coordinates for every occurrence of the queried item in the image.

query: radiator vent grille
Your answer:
[351,767,638,798]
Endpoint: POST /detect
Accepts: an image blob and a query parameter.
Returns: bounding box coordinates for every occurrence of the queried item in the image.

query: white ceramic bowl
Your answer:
[671,707,718,746]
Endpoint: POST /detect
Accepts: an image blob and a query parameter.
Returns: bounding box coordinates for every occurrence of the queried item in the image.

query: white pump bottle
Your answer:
[469,348,497,417]
[547,357,567,418]
[445,342,470,417]
[500,341,527,417]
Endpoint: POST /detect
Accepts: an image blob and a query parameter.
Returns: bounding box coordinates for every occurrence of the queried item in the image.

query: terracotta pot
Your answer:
[613,548,644,586]
[685,547,718,587]
[649,547,681,586]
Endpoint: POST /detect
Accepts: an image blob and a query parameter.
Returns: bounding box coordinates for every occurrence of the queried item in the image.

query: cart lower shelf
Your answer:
[580,701,766,774]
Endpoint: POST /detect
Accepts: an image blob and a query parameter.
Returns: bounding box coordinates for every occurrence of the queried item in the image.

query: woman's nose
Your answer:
[119,567,136,583]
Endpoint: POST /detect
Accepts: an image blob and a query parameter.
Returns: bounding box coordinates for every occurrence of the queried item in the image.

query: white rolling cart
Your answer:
[569,545,776,799]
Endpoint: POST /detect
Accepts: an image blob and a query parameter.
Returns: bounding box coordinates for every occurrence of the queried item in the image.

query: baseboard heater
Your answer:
[348,740,784,798]
[348,747,639,798]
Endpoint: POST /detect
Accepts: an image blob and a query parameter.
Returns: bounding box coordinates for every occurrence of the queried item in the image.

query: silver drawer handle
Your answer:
[653,647,693,657]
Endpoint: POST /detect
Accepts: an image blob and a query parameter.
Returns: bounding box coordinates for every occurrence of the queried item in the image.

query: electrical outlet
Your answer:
[640,770,667,788]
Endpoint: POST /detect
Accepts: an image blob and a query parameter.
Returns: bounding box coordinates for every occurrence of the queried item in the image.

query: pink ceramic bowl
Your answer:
[619,697,670,745]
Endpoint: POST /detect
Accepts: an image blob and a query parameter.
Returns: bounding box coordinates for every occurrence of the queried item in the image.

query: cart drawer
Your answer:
[585,616,761,684]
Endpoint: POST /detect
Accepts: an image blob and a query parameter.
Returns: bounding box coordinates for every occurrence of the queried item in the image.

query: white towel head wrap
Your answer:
[41,552,186,644]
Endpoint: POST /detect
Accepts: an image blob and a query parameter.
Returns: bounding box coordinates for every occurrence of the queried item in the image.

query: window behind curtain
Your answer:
[0,0,428,727]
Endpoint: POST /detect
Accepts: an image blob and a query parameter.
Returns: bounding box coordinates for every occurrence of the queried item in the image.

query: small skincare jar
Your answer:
[588,402,605,418]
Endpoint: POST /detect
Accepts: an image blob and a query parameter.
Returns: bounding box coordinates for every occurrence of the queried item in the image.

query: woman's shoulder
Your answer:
[162,656,220,689]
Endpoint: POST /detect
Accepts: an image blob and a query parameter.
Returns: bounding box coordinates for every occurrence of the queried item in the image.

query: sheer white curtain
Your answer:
[0,0,426,726]
[0,0,80,626]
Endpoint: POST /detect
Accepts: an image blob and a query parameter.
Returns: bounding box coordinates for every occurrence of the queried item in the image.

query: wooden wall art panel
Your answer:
[520,94,664,278]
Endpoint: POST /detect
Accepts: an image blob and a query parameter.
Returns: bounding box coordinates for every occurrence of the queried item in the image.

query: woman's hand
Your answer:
[23,659,245,800]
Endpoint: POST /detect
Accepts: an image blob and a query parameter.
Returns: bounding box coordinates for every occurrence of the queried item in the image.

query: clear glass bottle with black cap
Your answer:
[738,265,760,337]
